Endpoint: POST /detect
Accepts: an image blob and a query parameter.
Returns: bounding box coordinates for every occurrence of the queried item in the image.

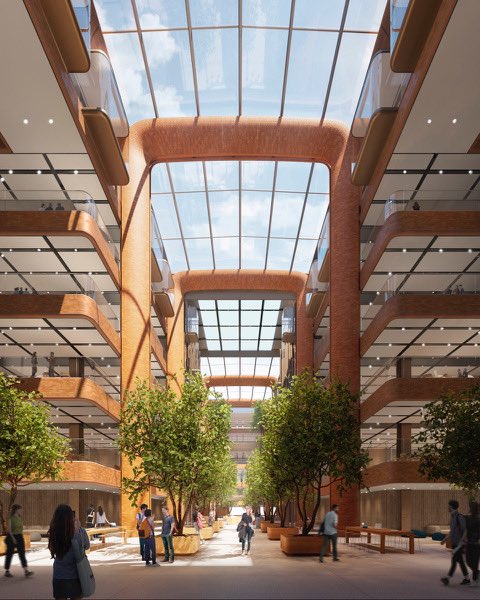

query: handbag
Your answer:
[445,535,453,550]
[72,537,96,598]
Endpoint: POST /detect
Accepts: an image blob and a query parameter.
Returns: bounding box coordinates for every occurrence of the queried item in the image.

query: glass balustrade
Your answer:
[68,438,120,469]
[352,51,410,138]
[306,211,329,309]
[281,301,295,339]
[390,0,409,54]
[72,50,129,138]
[0,273,119,331]
[186,305,199,338]
[0,190,119,264]
[361,273,480,332]
[151,211,173,291]
[72,0,91,50]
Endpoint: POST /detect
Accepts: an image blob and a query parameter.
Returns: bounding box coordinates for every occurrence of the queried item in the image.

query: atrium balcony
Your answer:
[306,212,329,319]
[351,51,410,186]
[361,190,480,287]
[0,190,119,286]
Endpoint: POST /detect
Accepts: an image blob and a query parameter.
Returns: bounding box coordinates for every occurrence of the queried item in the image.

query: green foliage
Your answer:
[259,371,369,534]
[118,372,233,533]
[415,385,480,499]
[0,372,69,534]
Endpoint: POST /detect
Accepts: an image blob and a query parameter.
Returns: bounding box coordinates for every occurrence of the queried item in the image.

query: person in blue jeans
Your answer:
[160,507,177,563]
[136,503,148,560]
[140,509,158,566]
[319,504,339,563]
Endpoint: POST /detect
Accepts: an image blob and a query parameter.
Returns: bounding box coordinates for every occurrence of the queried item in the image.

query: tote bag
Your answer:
[72,537,96,598]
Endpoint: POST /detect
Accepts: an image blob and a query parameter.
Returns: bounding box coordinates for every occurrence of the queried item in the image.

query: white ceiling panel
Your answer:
[0,318,45,327]
[421,174,477,190]
[403,344,453,357]
[432,237,480,249]
[78,345,117,358]
[65,329,109,344]
[415,252,474,271]
[3,174,60,190]
[363,346,402,358]
[60,174,107,201]
[374,174,422,201]
[435,318,480,328]
[362,273,391,292]
[49,319,93,328]
[8,329,64,344]
[386,236,433,249]
[451,345,480,357]
[8,252,65,272]
[387,154,433,170]
[362,202,384,227]
[416,329,472,344]
[375,329,422,344]
[0,345,30,357]
[0,154,48,169]
[90,274,118,292]
[375,252,422,272]
[433,154,480,169]
[0,237,49,249]
[47,237,94,250]
[47,154,94,170]
[59,252,108,273]
[389,319,432,328]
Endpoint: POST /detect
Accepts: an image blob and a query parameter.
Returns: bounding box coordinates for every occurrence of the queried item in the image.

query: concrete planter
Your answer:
[267,526,298,540]
[0,533,31,556]
[155,534,200,556]
[183,525,214,540]
[280,534,329,555]
[260,521,279,533]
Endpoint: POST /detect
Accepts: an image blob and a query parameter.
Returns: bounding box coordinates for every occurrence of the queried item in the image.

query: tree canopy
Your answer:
[118,372,233,533]
[415,384,480,499]
[0,372,69,534]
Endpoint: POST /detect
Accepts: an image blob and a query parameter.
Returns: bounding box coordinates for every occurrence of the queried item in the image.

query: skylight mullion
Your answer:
[256,300,265,353]
[130,0,159,117]
[289,163,314,272]
[279,0,296,117]
[264,162,279,270]
[238,0,242,115]
[320,0,350,122]
[185,0,201,116]
[166,164,190,270]
[215,300,223,353]
[201,162,216,269]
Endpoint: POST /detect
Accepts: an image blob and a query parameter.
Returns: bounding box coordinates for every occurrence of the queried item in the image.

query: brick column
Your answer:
[120,132,152,528]
[329,137,362,528]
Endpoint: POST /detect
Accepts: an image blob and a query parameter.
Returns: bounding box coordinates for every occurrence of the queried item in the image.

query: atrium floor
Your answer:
[1,525,476,599]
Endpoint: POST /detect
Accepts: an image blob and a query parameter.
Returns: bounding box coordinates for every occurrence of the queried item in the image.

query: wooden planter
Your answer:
[280,534,331,556]
[182,525,214,540]
[267,526,298,540]
[217,519,224,529]
[226,516,239,525]
[212,521,221,533]
[155,534,200,556]
[260,521,279,533]
[0,533,31,556]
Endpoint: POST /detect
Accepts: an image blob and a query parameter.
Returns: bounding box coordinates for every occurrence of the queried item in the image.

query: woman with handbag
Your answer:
[239,505,255,556]
[48,504,94,599]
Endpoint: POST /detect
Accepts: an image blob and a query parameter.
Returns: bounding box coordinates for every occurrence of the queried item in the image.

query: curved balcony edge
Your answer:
[362,459,444,488]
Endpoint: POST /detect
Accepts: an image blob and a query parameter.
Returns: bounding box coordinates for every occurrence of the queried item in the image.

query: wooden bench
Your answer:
[86,526,127,551]
[345,526,416,554]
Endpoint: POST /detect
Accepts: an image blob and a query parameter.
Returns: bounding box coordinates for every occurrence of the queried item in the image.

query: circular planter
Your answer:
[212,521,221,533]
[226,516,239,525]
[155,534,200,555]
[260,521,279,533]
[183,525,214,540]
[280,533,331,555]
[267,526,299,540]
[217,519,224,529]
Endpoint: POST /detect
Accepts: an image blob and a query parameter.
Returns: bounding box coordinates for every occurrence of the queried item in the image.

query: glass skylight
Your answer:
[94,0,386,123]
[152,160,329,273]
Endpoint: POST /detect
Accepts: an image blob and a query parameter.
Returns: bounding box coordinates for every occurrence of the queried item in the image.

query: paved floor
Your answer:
[1,525,478,599]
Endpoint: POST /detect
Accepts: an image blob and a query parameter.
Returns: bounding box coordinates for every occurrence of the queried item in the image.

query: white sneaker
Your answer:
[241,550,245,556]
[246,551,250,556]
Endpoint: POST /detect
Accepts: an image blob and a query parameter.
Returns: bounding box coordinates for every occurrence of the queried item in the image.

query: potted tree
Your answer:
[0,373,69,550]
[118,372,232,555]
[259,371,369,555]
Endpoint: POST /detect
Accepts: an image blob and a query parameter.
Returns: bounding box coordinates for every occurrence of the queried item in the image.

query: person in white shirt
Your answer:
[319,504,339,563]
[95,506,110,527]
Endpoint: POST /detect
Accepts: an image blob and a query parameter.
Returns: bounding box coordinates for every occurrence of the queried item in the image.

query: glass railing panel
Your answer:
[390,0,409,53]
[186,305,199,337]
[281,301,295,338]
[72,50,129,138]
[68,439,120,469]
[361,189,480,264]
[151,282,174,307]
[0,190,119,264]
[0,273,119,332]
[151,210,174,289]
[352,51,410,138]
[361,273,480,332]
[72,0,91,50]
[306,212,329,310]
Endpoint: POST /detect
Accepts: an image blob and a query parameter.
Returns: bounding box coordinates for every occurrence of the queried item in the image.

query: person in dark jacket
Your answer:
[464,501,480,585]
[48,504,90,599]
[239,505,254,556]
[441,500,470,586]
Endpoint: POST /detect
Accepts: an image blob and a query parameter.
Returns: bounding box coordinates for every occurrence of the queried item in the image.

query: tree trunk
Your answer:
[0,498,6,536]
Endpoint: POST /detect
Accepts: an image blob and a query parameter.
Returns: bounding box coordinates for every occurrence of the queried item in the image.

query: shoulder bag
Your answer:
[72,537,96,598]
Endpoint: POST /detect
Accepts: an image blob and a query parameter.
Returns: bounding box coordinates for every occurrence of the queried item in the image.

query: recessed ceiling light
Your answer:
[422,343,425,347]
[74,170,78,175]
[368,365,372,369]
[36,170,42,175]
[388,343,392,347]
[403,169,407,174]
[369,302,372,306]
[427,118,432,124]
[8,170,13,175]
[439,170,443,174]
[388,272,392,276]
[469,327,472,331]
[37,248,41,252]
[447,343,451,347]
[439,248,443,253]
[401,327,405,331]
[74,248,78,252]
[402,248,407,252]
[23,118,29,125]
[0,177,4,182]
[452,118,457,124]
[468,249,473,253]
[376,357,380,360]
[48,118,54,124]
[469,170,473,175]
[440,327,444,330]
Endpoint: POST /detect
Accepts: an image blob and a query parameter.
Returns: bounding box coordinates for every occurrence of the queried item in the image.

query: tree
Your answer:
[415,384,480,499]
[260,371,369,535]
[197,452,237,512]
[0,373,69,534]
[118,372,232,534]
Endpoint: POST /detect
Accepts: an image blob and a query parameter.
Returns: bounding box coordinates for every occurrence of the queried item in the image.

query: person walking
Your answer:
[48,352,55,377]
[160,506,176,563]
[31,352,37,377]
[4,505,33,579]
[95,506,110,528]
[240,505,254,556]
[319,504,339,563]
[48,504,90,599]
[464,501,480,586]
[138,509,158,566]
[136,503,148,560]
[441,499,470,586]
[85,505,95,529]
[193,507,205,544]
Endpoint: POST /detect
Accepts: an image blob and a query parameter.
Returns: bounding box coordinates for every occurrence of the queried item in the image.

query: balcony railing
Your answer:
[69,438,120,469]
[0,273,119,332]
[352,51,410,138]
[72,0,91,50]
[361,273,480,332]
[390,0,409,55]
[0,190,119,264]
[306,211,329,312]
[361,189,480,263]
[72,50,128,138]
